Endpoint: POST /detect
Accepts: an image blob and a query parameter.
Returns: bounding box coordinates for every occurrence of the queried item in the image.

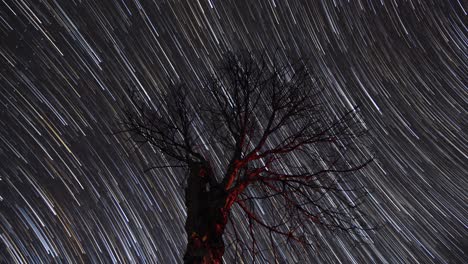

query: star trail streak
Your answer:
[0,0,466,263]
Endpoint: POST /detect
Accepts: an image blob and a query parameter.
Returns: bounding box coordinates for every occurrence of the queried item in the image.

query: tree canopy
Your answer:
[120,51,374,263]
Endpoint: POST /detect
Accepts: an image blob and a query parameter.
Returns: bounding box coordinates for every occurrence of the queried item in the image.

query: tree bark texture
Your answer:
[183,163,229,264]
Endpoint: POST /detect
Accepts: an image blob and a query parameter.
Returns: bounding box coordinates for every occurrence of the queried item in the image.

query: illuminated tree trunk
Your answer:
[183,163,229,264]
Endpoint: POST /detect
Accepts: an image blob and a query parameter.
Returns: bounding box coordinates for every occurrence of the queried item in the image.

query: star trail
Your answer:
[0,0,466,263]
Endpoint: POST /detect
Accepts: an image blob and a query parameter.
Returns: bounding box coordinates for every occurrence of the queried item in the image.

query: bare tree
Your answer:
[119,51,373,264]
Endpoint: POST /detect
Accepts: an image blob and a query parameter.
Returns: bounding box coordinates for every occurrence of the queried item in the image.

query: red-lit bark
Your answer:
[183,162,246,264]
[183,163,227,264]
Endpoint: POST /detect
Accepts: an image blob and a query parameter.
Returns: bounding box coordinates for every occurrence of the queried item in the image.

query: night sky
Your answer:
[0,0,467,263]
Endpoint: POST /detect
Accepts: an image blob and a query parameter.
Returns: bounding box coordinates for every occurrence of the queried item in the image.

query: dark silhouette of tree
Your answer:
[119,51,373,264]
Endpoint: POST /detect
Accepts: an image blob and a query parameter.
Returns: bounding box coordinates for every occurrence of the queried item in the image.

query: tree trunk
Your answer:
[183,163,229,264]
